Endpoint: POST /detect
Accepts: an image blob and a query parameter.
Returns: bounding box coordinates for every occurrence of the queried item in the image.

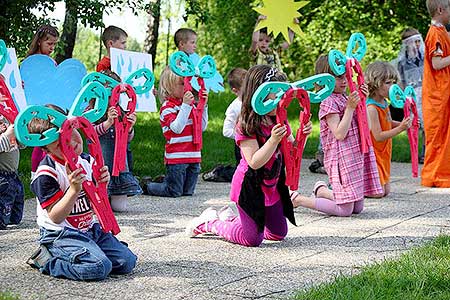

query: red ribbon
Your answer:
[404,98,419,177]
[60,116,120,235]
[183,76,206,150]
[109,84,137,176]
[276,88,311,190]
[345,58,372,153]
[0,78,18,124]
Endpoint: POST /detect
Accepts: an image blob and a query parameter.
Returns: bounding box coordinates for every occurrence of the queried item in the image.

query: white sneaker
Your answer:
[217,205,236,222]
[185,207,218,237]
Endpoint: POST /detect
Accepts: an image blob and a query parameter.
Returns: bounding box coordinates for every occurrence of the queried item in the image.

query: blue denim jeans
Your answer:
[0,171,24,229]
[38,223,137,281]
[146,163,200,197]
[98,128,142,196]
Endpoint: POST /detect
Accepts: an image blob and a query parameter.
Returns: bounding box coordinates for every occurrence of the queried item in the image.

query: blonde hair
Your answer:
[426,0,450,17]
[158,66,182,103]
[365,61,399,97]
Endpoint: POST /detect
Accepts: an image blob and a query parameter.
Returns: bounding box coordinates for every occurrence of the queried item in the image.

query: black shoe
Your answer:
[419,156,424,164]
[153,175,165,183]
[27,245,52,269]
[139,176,152,195]
[309,159,324,174]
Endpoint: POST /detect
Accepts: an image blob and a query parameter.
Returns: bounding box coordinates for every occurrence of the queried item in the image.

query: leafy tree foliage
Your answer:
[0,0,59,58]
[185,0,429,79]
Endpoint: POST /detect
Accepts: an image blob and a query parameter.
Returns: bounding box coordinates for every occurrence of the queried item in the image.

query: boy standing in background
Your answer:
[97,25,128,72]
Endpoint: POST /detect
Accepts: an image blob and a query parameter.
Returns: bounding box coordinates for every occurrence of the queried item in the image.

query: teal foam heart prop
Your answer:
[20,54,87,109]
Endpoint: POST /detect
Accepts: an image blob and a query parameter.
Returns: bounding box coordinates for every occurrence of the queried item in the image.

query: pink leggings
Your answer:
[211,200,287,247]
[315,197,364,217]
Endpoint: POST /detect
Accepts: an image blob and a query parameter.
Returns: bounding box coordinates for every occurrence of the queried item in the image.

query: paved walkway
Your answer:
[1,160,449,300]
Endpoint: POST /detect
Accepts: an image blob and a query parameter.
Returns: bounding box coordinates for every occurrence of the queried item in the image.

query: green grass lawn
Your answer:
[294,235,450,300]
[18,91,420,198]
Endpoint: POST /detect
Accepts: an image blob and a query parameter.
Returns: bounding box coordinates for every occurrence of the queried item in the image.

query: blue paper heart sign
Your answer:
[20,54,87,109]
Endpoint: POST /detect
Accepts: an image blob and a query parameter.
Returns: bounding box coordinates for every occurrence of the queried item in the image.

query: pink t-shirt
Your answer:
[230,122,288,207]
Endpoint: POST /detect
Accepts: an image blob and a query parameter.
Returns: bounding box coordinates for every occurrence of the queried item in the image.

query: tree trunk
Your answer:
[55,0,78,64]
[143,0,161,68]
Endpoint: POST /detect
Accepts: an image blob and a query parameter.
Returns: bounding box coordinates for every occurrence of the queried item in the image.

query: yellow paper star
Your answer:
[254,0,309,43]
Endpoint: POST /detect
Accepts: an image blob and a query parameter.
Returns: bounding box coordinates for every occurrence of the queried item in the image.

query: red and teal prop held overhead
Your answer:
[169,51,216,150]
[328,33,371,153]
[389,84,419,177]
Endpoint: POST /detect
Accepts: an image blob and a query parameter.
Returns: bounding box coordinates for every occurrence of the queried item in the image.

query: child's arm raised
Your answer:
[326,91,359,140]
[368,107,411,142]
[45,166,86,224]
[250,15,266,55]
[241,123,286,170]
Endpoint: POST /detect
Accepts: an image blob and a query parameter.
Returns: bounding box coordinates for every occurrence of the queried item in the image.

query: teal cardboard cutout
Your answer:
[189,53,225,93]
[293,74,336,103]
[251,81,291,115]
[82,67,155,97]
[328,32,367,76]
[14,81,108,147]
[0,40,7,73]
[251,74,336,115]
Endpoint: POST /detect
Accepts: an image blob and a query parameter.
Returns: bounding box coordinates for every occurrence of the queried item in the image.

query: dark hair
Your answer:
[239,65,287,137]
[315,54,333,75]
[401,28,420,40]
[227,68,248,90]
[26,25,59,57]
[102,25,128,47]
[174,28,197,47]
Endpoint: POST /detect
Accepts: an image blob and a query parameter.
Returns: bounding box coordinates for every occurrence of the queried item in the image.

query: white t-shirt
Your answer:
[31,153,97,232]
[222,97,242,139]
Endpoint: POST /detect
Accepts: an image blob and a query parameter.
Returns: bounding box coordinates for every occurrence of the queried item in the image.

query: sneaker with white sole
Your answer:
[217,206,236,222]
[185,207,218,237]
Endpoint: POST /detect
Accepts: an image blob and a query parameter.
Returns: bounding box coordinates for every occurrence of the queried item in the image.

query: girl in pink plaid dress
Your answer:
[295,55,383,216]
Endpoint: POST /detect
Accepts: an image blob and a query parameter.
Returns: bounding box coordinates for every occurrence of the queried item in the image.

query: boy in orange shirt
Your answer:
[422,0,450,187]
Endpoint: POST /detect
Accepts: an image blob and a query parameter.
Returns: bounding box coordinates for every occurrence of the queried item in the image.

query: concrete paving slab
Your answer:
[0,159,449,300]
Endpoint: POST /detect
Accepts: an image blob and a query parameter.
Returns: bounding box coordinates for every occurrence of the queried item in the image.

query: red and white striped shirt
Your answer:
[160,97,208,164]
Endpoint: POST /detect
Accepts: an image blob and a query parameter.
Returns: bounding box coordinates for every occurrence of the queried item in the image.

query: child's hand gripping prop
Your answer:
[14,82,121,235]
[251,75,334,190]
[109,84,137,176]
[0,39,19,124]
[81,68,155,175]
[329,33,372,153]
[389,84,419,177]
[169,51,216,150]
